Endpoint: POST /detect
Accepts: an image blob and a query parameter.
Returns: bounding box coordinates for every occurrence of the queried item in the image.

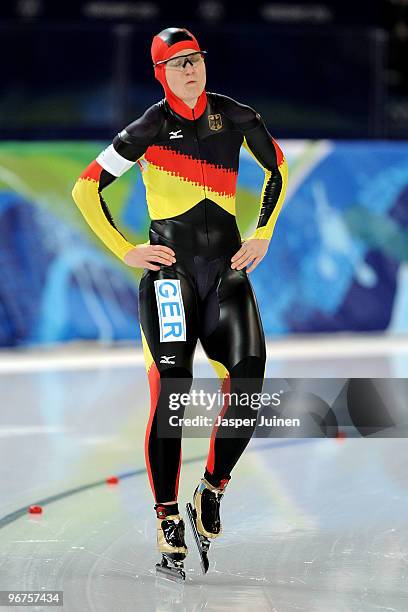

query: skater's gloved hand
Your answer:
[124,244,176,270]
[231,238,269,273]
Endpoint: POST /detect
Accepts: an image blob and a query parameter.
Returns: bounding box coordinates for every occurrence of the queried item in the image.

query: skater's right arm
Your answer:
[71,104,175,270]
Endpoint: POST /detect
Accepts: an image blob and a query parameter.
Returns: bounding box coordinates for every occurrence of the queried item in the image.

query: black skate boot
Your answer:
[155,504,188,582]
[186,476,229,573]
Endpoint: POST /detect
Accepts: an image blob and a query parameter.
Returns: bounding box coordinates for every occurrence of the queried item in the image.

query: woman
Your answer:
[72,26,288,580]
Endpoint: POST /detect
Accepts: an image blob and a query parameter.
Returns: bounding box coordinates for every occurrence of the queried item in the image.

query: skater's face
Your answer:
[164,48,206,103]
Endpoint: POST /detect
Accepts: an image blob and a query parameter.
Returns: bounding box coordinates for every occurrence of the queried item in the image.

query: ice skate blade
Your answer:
[185,502,210,574]
[155,561,185,582]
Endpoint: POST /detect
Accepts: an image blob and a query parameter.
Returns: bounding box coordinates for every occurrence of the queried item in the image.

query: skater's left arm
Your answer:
[231,104,288,272]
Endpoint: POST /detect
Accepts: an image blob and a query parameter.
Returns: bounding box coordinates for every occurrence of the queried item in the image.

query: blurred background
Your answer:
[0,0,407,351]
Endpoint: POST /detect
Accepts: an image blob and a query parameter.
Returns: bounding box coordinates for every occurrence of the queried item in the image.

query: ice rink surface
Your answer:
[1,336,408,611]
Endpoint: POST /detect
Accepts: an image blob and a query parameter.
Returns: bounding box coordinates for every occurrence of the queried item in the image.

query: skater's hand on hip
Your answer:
[124,244,176,270]
[231,239,269,273]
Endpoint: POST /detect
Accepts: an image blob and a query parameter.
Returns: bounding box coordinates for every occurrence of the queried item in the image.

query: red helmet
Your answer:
[151,27,207,120]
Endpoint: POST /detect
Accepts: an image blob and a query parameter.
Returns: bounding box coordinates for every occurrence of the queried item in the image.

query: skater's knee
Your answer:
[158,367,193,403]
[229,356,265,379]
[161,367,193,381]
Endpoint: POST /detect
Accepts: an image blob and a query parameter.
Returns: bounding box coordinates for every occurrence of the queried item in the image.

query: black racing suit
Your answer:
[72,91,288,503]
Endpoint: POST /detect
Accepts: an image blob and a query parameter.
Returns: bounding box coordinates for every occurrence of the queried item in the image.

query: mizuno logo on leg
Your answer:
[160,355,176,364]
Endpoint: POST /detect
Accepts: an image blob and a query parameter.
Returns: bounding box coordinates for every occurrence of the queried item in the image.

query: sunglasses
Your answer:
[153,51,207,71]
